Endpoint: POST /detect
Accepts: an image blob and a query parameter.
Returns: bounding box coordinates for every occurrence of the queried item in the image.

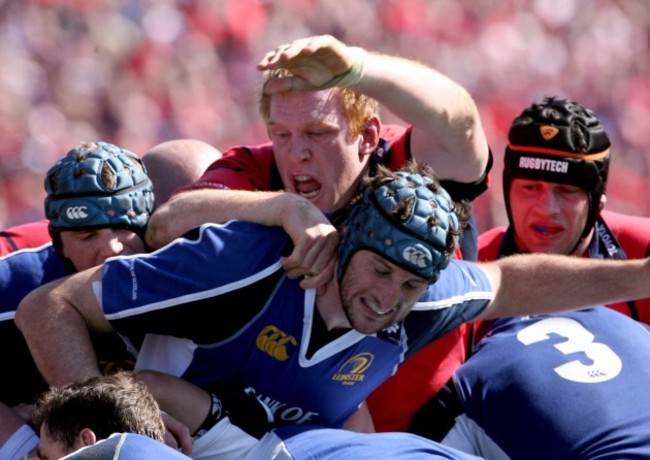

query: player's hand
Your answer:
[11,403,33,421]
[258,35,360,92]
[279,199,338,293]
[161,411,193,456]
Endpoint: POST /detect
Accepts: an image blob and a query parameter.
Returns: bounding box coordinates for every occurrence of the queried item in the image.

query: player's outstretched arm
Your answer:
[478,253,650,319]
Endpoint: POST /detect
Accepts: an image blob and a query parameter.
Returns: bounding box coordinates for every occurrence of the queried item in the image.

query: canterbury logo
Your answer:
[540,126,559,140]
[256,325,297,361]
[65,206,89,220]
[402,246,430,268]
[332,353,374,385]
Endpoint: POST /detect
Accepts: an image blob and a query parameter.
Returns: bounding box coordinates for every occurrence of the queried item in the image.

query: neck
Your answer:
[571,227,596,256]
[315,280,351,331]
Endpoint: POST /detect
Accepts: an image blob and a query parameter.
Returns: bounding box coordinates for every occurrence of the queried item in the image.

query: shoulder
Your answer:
[477,226,507,261]
[0,220,51,255]
[600,210,650,257]
[379,124,409,142]
[273,426,480,459]
[179,142,276,193]
[0,243,67,314]
[62,433,191,459]
[378,124,410,169]
[217,142,275,171]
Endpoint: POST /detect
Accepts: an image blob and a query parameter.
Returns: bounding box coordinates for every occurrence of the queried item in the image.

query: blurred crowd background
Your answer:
[1,0,649,232]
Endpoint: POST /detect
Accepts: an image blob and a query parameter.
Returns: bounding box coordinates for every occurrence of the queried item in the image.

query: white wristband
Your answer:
[318,47,367,89]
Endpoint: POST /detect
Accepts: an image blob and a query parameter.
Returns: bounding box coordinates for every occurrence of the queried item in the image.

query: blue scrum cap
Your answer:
[337,170,459,284]
[44,141,154,234]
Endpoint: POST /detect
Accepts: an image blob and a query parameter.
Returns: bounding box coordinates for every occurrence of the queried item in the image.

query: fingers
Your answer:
[282,228,338,278]
[258,36,324,69]
[299,258,335,291]
[262,76,295,94]
[161,411,193,455]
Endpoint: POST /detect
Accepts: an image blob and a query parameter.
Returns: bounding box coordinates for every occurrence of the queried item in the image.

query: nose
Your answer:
[536,187,561,213]
[97,230,125,259]
[375,282,404,311]
[289,136,311,162]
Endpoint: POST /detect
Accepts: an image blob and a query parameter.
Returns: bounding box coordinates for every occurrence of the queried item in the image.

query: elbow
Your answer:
[14,294,38,337]
[145,210,170,249]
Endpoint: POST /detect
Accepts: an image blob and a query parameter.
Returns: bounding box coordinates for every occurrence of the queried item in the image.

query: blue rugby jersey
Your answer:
[449,307,650,459]
[62,433,191,459]
[100,221,493,428]
[269,425,484,459]
[0,243,68,405]
[1,244,133,406]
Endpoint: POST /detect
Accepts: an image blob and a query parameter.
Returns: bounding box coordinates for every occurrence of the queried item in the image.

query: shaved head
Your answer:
[143,139,222,207]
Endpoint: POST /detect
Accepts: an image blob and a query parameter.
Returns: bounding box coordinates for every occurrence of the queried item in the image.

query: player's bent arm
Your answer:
[342,400,376,433]
[15,266,109,387]
[476,254,650,320]
[137,370,210,436]
[357,51,489,183]
[258,34,488,183]
[147,189,319,248]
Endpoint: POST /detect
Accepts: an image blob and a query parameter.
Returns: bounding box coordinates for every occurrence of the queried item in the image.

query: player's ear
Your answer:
[78,428,98,447]
[358,116,380,158]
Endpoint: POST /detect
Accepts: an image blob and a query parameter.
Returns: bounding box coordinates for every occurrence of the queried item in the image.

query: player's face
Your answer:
[267,89,370,212]
[36,423,81,459]
[339,250,429,334]
[509,179,590,255]
[60,227,146,271]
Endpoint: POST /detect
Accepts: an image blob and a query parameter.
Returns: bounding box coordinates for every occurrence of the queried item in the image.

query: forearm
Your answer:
[137,370,209,434]
[355,52,488,182]
[15,275,105,386]
[146,189,308,249]
[482,254,650,319]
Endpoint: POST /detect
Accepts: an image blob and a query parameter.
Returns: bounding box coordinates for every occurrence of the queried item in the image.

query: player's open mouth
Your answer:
[294,175,321,199]
[531,224,562,236]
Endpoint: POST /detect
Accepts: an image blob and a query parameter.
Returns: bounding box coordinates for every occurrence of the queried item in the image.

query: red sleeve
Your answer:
[175,142,277,194]
[379,124,492,202]
[367,324,472,432]
[0,220,51,255]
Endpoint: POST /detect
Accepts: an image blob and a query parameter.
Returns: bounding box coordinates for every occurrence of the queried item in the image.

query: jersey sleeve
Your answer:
[0,244,67,315]
[100,221,290,343]
[404,260,493,355]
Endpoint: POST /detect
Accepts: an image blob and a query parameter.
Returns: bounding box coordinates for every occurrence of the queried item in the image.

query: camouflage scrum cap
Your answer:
[44,141,154,235]
[337,169,459,284]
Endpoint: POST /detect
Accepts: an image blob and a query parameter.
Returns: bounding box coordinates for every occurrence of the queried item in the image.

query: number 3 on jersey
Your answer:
[516,317,622,383]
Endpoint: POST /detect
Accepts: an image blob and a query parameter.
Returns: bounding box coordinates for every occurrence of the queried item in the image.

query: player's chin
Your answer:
[351,316,390,335]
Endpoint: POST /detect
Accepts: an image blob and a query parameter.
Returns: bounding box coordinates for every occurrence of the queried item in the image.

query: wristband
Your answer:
[193,392,224,439]
[317,47,367,89]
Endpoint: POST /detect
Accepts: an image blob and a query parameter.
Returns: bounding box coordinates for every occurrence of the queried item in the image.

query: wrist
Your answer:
[319,47,367,89]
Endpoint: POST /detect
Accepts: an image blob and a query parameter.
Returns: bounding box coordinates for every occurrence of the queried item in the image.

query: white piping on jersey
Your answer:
[298,288,369,367]
[0,242,53,260]
[98,259,284,321]
[0,311,14,322]
[411,291,494,311]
